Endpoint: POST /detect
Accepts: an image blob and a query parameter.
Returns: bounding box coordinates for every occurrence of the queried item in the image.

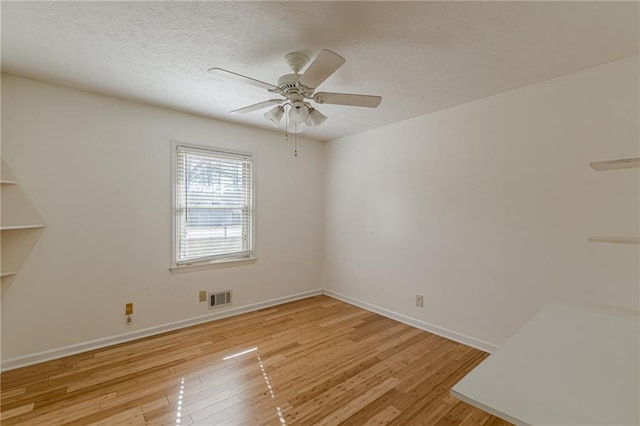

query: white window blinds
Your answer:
[175,145,253,265]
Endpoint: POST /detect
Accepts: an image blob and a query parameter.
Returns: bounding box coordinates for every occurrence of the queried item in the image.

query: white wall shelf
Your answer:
[588,236,640,245]
[589,157,640,171]
[1,157,46,281]
[1,224,45,231]
[589,157,638,245]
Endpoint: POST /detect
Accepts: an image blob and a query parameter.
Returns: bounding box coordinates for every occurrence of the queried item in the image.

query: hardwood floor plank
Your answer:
[483,416,514,426]
[388,352,487,425]
[290,368,401,424]
[415,400,456,425]
[315,377,401,425]
[434,398,475,426]
[65,347,203,393]
[285,356,381,408]
[356,404,401,425]
[463,407,491,425]
[1,392,116,426]
[0,295,509,425]
[0,403,34,421]
[78,395,169,425]
[319,310,371,328]
[337,388,404,424]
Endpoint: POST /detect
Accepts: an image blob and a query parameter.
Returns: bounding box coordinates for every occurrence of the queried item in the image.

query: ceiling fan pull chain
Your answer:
[284,107,289,143]
[294,125,298,157]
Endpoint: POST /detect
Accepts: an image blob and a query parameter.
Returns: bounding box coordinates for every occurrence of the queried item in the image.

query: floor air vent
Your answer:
[209,290,232,309]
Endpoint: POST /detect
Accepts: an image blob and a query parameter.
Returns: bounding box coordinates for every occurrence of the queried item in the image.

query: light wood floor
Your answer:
[1,295,511,425]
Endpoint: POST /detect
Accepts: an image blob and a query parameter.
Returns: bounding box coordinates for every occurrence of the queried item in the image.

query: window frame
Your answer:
[170,141,256,273]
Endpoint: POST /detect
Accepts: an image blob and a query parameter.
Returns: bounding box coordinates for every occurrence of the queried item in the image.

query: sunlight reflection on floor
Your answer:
[175,377,185,425]
[173,346,288,425]
[258,352,286,425]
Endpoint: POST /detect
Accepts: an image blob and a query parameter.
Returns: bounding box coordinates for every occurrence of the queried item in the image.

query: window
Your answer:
[173,143,254,268]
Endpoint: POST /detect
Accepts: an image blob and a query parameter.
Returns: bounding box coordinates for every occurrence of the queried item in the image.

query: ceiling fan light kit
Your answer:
[288,100,310,123]
[305,108,327,128]
[208,49,382,135]
[286,119,304,135]
[264,106,284,126]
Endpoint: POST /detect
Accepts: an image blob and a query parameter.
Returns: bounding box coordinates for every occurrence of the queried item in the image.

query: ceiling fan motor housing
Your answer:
[277,73,313,98]
[277,74,301,93]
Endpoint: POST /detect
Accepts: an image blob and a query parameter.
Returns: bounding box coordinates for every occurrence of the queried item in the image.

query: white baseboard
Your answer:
[2,288,496,371]
[1,289,323,371]
[323,289,498,353]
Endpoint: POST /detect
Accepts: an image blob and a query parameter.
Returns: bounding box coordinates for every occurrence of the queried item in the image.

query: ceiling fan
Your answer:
[208,49,382,133]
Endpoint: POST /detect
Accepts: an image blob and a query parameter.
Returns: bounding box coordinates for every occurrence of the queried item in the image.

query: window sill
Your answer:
[170,257,257,274]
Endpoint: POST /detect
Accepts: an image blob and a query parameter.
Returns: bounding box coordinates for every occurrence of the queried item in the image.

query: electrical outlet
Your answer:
[415,295,424,308]
[125,302,133,315]
[199,291,207,302]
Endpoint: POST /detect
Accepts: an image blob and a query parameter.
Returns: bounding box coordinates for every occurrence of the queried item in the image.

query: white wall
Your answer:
[2,56,638,365]
[1,75,324,362]
[323,56,639,348]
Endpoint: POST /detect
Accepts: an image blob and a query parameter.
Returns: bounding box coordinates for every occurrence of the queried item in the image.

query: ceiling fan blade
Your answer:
[313,92,382,108]
[229,99,284,114]
[208,67,277,91]
[297,50,345,90]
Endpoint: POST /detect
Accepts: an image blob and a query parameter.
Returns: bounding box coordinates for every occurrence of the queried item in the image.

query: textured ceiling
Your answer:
[2,1,638,141]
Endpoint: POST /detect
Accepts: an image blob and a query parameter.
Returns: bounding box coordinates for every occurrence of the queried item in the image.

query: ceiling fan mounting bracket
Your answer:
[284,52,310,74]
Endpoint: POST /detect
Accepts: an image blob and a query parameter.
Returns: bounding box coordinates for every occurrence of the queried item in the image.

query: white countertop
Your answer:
[452,303,639,426]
